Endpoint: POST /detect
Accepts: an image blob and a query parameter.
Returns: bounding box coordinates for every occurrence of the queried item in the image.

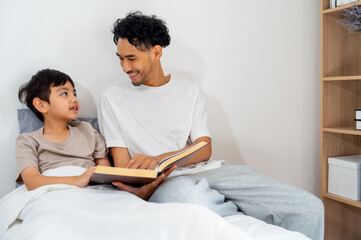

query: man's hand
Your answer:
[126,154,163,169]
[112,165,176,200]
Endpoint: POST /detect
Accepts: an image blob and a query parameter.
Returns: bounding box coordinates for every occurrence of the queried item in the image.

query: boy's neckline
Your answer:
[40,124,72,144]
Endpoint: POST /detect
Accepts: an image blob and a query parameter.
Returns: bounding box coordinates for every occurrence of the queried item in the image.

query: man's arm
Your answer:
[21,167,95,191]
[109,146,178,200]
[178,136,212,167]
[112,165,176,200]
[109,137,210,199]
[121,136,212,170]
[110,147,132,167]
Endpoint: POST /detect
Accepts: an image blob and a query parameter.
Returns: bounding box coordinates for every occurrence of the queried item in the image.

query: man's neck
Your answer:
[144,74,170,87]
[143,62,170,87]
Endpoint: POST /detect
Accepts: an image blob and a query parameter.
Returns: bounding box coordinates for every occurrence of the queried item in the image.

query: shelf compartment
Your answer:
[322,81,361,129]
[322,13,361,77]
[321,132,361,196]
[323,196,361,239]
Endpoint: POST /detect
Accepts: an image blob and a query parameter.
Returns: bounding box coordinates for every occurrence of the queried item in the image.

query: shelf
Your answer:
[323,1,361,14]
[323,127,361,135]
[323,75,361,81]
[321,0,361,237]
[323,192,361,209]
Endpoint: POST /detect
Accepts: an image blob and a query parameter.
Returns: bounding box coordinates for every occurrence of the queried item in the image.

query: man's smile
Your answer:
[128,71,139,81]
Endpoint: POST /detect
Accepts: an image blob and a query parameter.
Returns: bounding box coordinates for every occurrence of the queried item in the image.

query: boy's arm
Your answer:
[21,167,95,191]
[95,155,112,166]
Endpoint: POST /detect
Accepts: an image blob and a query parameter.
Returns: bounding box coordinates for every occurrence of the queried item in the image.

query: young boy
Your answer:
[16,69,111,190]
[16,68,173,198]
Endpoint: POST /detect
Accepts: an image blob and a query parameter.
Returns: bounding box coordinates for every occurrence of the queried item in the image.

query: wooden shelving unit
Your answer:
[321,1,361,239]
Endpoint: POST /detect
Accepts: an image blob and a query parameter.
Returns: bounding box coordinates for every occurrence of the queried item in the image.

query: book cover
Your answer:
[355,109,361,120]
[330,0,336,8]
[337,0,350,6]
[91,141,209,185]
[355,119,361,130]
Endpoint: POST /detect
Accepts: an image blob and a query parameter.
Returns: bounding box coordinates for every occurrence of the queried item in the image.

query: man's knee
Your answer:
[149,176,239,217]
[149,176,224,204]
[149,176,200,203]
[285,191,324,240]
[304,194,324,234]
[297,192,324,224]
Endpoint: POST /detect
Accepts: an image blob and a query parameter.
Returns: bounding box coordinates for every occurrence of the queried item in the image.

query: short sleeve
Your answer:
[93,128,109,159]
[15,134,39,182]
[98,93,127,148]
[190,85,211,142]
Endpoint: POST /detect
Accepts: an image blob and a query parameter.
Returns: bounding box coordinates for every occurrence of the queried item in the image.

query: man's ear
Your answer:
[152,45,163,59]
[32,98,49,114]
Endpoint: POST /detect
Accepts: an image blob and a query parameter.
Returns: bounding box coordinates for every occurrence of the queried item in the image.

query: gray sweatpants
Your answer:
[149,164,324,240]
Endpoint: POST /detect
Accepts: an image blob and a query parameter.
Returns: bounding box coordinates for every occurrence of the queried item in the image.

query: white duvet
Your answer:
[0,166,309,240]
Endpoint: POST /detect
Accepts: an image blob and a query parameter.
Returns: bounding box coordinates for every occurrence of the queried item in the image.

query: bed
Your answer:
[0,109,310,240]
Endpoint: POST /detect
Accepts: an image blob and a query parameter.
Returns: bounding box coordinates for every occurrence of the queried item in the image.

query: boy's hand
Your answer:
[112,165,176,200]
[75,167,96,188]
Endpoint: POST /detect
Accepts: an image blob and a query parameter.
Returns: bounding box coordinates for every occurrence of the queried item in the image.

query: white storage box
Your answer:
[328,155,361,200]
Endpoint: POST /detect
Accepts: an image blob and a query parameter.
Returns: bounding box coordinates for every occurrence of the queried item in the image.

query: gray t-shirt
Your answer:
[16,121,108,182]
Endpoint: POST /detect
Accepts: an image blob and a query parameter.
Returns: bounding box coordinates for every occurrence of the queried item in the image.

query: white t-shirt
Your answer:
[98,75,211,158]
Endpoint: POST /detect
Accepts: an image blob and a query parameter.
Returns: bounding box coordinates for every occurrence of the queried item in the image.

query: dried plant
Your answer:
[338,4,361,33]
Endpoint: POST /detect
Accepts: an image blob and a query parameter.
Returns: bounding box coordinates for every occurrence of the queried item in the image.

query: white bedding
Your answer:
[0,166,309,240]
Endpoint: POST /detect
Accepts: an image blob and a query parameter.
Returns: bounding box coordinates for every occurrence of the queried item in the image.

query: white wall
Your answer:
[0,0,320,198]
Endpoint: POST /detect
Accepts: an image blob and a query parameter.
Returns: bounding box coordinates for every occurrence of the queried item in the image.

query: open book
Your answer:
[91,141,208,185]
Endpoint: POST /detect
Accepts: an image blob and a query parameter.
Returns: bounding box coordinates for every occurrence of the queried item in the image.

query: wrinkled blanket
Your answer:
[0,166,309,240]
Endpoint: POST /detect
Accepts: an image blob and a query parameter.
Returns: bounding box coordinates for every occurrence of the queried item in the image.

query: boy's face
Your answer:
[45,81,79,122]
[116,38,155,86]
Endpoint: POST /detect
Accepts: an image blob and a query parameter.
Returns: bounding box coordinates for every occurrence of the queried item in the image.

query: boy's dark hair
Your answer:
[112,11,171,51]
[18,69,74,122]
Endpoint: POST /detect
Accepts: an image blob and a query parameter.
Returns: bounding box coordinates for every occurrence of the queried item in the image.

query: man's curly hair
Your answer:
[112,11,171,51]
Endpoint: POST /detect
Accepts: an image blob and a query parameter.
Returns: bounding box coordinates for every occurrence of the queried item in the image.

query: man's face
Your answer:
[116,38,154,86]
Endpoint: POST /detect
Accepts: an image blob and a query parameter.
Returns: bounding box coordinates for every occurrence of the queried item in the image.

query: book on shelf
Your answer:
[91,141,209,185]
[356,120,361,130]
[336,0,351,7]
[356,109,361,120]
[330,0,336,8]
[355,109,361,130]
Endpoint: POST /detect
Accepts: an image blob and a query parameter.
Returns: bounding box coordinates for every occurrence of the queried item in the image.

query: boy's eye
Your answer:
[74,93,77,97]
[129,58,135,61]
[61,92,67,96]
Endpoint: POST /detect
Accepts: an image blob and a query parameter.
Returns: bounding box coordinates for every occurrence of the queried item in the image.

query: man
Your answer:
[98,11,324,240]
